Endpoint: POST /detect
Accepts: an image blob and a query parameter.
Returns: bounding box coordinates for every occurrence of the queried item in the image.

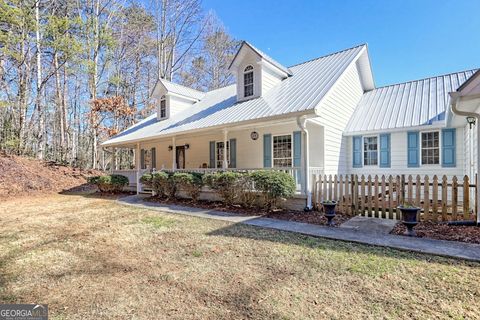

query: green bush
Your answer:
[173,172,204,202]
[150,171,171,198]
[87,176,100,185]
[203,171,245,206]
[140,173,153,187]
[251,170,296,210]
[91,174,129,193]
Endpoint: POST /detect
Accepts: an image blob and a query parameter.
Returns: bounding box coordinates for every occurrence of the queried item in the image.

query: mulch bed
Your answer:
[144,196,352,227]
[391,221,480,244]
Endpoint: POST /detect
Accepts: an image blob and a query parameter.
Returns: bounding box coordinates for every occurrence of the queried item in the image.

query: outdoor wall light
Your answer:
[168,145,173,151]
[184,144,190,149]
[467,116,476,129]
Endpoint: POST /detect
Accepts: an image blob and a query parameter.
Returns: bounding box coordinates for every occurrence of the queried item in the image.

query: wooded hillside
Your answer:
[0,0,238,169]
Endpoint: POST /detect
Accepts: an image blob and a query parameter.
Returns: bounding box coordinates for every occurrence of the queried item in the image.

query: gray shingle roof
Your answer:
[103,44,367,146]
[344,69,479,134]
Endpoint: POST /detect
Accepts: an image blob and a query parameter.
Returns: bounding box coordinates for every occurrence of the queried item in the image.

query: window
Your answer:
[244,65,254,97]
[421,131,439,165]
[143,149,152,169]
[159,96,167,118]
[363,136,378,166]
[273,135,292,167]
[216,141,230,168]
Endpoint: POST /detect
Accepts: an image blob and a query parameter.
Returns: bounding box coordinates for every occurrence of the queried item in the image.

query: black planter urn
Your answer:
[397,206,420,236]
[322,201,337,226]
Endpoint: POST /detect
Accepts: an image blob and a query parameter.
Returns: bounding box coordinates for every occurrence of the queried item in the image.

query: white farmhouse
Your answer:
[102,41,479,211]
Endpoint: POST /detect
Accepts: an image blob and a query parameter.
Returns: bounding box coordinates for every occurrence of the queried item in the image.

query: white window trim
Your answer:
[420,129,441,167]
[363,135,379,167]
[215,141,230,169]
[243,65,254,98]
[159,95,168,120]
[271,133,293,168]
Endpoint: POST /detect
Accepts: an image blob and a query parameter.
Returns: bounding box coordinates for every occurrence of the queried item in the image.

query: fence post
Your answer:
[463,175,470,220]
[441,175,448,221]
[424,175,430,221]
[388,175,394,219]
[400,174,406,205]
[361,175,366,217]
[351,174,357,215]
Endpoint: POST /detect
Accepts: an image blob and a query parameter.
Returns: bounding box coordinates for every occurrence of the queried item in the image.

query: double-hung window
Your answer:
[363,136,378,166]
[216,141,230,168]
[421,131,439,165]
[244,65,254,97]
[159,96,167,119]
[273,135,292,167]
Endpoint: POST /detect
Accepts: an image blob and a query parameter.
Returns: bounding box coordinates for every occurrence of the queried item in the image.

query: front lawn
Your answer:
[0,194,479,319]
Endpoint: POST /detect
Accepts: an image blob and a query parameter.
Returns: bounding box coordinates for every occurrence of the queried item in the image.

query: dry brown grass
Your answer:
[1,193,480,319]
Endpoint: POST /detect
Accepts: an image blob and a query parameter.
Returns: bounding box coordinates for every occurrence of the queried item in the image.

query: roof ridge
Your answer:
[159,78,205,93]
[373,68,479,90]
[288,43,367,68]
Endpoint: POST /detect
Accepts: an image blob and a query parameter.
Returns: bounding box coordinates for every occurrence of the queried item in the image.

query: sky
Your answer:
[203,0,480,87]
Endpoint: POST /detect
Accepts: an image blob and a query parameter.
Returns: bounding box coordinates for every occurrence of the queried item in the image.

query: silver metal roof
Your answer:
[344,69,479,135]
[242,41,293,76]
[103,44,367,146]
[160,78,205,100]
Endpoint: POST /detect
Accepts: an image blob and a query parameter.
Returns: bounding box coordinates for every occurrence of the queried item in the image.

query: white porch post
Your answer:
[136,142,140,194]
[172,136,176,170]
[112,147,117,171]
[223,129,228,168]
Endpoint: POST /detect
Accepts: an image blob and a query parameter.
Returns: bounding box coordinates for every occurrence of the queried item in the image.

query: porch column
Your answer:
[172,136,176,170]
[223,129,228,168]
[112,147,117,171]
[136,142,140,194]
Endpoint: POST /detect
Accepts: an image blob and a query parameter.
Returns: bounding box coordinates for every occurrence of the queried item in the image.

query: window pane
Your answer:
[363,137,378,165]
[244,71,254,97]
[421,131,439,165]
[216,142,230,168]
[273,135,292,168]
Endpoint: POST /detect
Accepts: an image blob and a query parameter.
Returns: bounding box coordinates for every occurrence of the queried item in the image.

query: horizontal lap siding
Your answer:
[316,62,365,175]
[346,127,466,180]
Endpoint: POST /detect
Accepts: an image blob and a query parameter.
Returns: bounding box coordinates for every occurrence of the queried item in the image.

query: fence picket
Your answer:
[360,175,366,216]
[415,175,421,208]
[381,175,386,219]
[388,175,394,219]
[373,175,379,218]
[328,175,333,200]
[407,175,413,203]
[339,175,344,213]
[345,175,350,215]
[442,175,448,221]
[367,175,372,217]
[452,176,458,221]
[432,175,438,222]
[334,175,338,201]
[423,175,430,220]
[463,175,470,220]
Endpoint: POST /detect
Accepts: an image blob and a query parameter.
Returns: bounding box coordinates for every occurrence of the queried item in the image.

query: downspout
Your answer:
[297,116,312,210]
[450,92,480,225]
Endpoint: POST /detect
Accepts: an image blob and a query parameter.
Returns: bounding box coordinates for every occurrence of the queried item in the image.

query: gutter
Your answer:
[297,115,313,210]
[450,92,480,224]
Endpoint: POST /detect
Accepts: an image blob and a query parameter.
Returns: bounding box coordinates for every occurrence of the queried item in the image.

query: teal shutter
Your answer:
[379,134,391,168]
[442,128,456,167]
[229,138,236,168]
[151,147,156,169]
[293,131,302,167]
[140,149,145,169]
[263,134,272,167]
[352,136,362,168]
[407,132,419,167]
[209,141,215,168]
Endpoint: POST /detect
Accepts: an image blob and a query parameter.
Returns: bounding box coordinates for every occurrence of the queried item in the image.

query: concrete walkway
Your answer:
[118,195,480,262]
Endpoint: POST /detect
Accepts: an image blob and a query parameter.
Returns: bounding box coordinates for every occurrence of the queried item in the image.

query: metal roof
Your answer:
[159,78,205,100]
[241,41,293,76]
[344,69,479,135]
[103,44,367,146]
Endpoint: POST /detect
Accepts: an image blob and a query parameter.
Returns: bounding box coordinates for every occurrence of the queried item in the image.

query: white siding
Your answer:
[235,50,262,102]
[314,62,365,175]
[261,64,283,94]
[346,127,466,179]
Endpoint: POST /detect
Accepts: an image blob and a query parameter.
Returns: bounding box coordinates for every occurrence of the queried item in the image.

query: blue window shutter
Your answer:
[379,134,391,168]
[209,141,215,168]
[407,132,419,167]
[442,128,456,167]
[151,147,156,169]
[140,149,145,169]
[229,138,236,168]
[352,136,362,168]
[293,131,302,167]
[263,134,272,167]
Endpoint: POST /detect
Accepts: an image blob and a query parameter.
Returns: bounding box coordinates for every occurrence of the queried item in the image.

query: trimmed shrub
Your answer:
[140,173,153,187]
[91,174,129,193]
[150,171,171,198]
[251,170,296,210]
[203,171,244,206]
[87,176,100,185]
[173,172,204,202]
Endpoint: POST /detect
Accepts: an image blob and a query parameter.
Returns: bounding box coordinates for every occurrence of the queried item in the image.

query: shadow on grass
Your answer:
[207,221,480,267]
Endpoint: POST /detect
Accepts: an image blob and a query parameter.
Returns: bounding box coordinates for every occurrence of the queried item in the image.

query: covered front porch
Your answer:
[105,117,325,202]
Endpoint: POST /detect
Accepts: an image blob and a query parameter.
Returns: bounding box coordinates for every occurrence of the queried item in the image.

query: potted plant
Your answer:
[397,202,421,236]
[321,200,337,226]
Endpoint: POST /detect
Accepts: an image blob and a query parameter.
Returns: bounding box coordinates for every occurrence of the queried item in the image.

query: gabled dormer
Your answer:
[151,78,205,121]
[229,41,292,102]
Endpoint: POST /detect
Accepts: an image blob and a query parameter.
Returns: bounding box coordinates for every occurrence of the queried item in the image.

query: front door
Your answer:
[176,146,185,169]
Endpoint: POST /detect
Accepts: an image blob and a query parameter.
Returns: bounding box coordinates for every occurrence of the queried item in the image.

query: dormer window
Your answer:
[159,95,167,119]
[244,65,254,97]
